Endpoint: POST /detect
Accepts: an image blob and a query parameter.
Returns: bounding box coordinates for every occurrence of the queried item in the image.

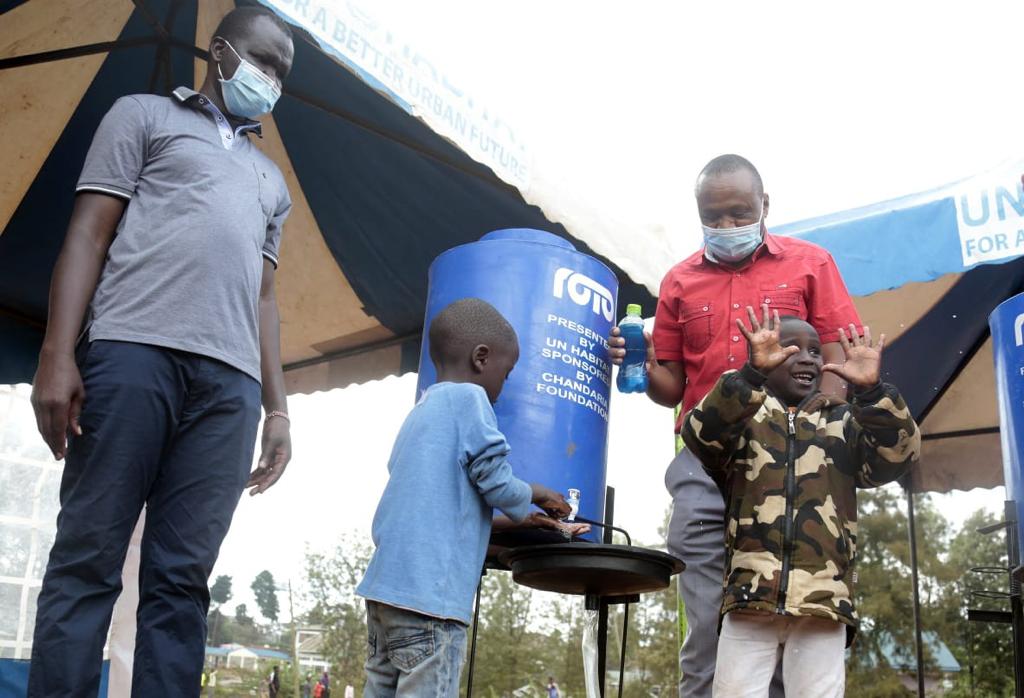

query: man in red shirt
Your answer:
[611,154,861,697]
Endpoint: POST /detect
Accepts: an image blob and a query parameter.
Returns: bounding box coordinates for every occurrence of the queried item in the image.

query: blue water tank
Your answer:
[417,229,618,539]
[990,293,1024,561]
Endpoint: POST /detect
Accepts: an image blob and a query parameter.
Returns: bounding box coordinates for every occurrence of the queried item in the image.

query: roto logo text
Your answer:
[1015,313,1024,347]
[553,268,614,322]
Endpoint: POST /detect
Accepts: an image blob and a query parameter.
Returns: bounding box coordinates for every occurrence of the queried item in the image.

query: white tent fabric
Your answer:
[262,1,1024,306]
[261,0,683,296]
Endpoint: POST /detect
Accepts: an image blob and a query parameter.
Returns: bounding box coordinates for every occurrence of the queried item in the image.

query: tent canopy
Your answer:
[3,0,1020,495]
[0,0,652,392]
[778,160,1024,493]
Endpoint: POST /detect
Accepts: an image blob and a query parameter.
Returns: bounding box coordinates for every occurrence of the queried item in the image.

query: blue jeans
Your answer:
[364,601,468,697]
[28,340,261,697]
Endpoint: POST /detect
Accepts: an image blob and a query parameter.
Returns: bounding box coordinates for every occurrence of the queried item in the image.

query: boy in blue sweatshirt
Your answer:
[357,298,570,697]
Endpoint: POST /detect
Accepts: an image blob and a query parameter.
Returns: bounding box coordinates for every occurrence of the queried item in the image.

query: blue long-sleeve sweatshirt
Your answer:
[356,382,533,624]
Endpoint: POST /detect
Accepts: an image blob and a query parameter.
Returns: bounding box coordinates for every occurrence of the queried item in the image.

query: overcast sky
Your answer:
[205,0,1022,621]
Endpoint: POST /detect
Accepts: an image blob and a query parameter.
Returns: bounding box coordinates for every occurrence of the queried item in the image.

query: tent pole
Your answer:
[905,482,926,698]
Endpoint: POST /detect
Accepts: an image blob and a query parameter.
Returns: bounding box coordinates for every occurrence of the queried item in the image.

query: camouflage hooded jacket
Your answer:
[681,363,921,632]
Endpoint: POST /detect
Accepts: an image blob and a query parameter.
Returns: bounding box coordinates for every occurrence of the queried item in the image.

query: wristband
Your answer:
[265,410,290,424]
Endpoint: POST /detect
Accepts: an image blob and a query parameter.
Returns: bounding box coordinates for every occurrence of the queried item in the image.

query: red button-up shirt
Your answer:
[653,233,862,426]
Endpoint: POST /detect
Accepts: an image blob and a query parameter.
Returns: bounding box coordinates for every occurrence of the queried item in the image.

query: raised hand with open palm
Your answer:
[736,304,799,373]
[822,324,885,388]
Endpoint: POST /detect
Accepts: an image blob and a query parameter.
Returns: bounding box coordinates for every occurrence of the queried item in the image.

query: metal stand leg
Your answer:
[1012,587,1024,698]
[905,483,926,698]
[1005,502,1024,698]
[597,599,609,698]
[618,602,629,698]
[595,486,616,698]
[466,571,484,698]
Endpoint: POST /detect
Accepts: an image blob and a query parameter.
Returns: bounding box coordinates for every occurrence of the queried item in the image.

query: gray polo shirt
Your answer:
[77,87,291,382]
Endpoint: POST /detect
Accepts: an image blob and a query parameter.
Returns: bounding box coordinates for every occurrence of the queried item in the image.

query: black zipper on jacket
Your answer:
[777,409,797,614]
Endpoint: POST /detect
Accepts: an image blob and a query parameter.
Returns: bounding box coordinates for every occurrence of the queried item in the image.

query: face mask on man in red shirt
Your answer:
[702,211,764,263]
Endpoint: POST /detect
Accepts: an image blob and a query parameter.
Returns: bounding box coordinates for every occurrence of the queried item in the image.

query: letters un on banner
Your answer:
[956,167,1024,267]
[266,0,531,190]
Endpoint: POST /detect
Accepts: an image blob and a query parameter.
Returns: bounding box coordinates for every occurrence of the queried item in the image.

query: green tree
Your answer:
[605,515,682,696]
[845,486,952,695]
[303,533,374,692]
[228,602,266,646]
[253,570,280,623]
[636,509,683,694]
[543,594,588,696]
[468,570,543,696]
[211,575,233,606]
[464,524,682,697]
[208,575,233,646]
[941,509,1014,697]
[623,576,679,696]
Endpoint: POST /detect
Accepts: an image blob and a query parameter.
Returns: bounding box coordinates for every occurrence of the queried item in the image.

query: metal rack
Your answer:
[966,501,1024,697]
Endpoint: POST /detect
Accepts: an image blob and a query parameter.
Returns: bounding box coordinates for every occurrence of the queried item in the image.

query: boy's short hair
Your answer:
[777,315,817,336]
[215,6,293,45]
[428,298,518,367]
[744,316,818,360]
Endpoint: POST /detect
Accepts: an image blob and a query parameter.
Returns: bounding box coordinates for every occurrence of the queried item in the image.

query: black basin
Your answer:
[499,543,684,597]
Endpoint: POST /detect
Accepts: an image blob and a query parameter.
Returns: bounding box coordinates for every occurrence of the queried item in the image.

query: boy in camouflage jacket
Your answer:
[682,305,920,697]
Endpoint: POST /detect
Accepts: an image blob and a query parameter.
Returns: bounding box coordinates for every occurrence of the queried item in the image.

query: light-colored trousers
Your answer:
[713,614,846,698]
[666,448,785,697]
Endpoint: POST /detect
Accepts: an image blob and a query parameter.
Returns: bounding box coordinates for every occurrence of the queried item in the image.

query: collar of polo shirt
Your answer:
[172,86,262,149]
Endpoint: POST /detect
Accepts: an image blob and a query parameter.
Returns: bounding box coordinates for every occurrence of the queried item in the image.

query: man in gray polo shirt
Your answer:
[28,7,295,696]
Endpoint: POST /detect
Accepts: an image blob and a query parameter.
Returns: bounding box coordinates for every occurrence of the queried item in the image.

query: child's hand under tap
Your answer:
[491,512,591,537]
[519,512,592,537]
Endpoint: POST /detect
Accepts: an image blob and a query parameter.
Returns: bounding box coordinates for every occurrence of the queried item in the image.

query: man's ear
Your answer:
[762,192,770,221]
[209,36,227,63]
[471,344,490,373]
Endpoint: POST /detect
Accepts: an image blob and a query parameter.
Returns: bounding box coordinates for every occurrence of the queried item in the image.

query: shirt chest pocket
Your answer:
[759,287,806,319]
[680,301,715,353]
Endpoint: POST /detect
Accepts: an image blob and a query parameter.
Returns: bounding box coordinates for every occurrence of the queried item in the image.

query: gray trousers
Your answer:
[666,448,784,698]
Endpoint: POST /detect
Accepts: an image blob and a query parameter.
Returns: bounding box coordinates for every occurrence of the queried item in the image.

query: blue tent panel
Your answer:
[784,198,963,297]
[0,659,110,696]
[776,165,1024,297]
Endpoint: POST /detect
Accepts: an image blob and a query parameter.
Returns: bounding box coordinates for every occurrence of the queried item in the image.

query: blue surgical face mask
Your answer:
[702,211,764,263]
[217,38,281,118]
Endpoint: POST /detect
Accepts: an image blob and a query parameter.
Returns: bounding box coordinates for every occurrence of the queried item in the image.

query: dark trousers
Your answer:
[28,341,261,697]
